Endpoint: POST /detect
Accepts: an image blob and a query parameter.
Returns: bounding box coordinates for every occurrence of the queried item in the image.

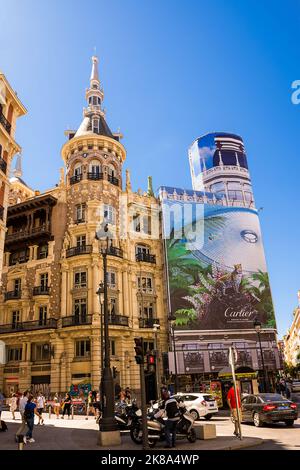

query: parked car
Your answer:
[291,380,300,393]
[241,393,298,427]
[171,393,218,421]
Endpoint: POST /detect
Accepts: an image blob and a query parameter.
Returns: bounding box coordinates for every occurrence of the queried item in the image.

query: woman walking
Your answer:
[61,393,72,419]
[9,393,18,420]
[53,393,61,419]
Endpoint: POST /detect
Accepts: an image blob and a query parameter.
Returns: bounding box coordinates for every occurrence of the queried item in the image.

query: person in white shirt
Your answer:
[36,392,45,425]
[15,390,29,441]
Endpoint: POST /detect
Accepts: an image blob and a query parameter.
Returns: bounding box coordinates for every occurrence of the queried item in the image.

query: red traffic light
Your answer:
[147,354,155,364]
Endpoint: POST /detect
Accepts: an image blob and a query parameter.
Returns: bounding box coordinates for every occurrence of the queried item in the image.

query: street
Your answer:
[0,409,299,451]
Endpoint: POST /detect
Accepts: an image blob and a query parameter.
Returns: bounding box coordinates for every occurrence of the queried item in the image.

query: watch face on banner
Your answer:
[161,191,276,331]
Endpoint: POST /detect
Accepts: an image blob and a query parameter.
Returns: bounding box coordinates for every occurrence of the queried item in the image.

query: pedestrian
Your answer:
[0,389,5,420]
[15,390,29,441]
[119,389,126,404]
[36,391,45,425]
[9,393,17,420]
[53,393,61,419]
[23,394,42,443]
[161,391,180,448]
[226,382,241,438]
[85,391,96,420]
[114,382,121,399]
[125,387,131,403]
[61,393,72,419]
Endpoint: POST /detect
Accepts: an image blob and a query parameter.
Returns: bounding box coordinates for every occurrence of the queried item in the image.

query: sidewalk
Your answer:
[0,412,262,451]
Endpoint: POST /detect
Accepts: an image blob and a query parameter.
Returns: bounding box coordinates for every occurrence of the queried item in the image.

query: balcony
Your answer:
[87,172,103,181]
[6,223,51,244]
[139,318,159,328]
[0,205,4,221]
[33,286,50,296]
[4,290,22,301]
[0,318,58,334]
[70,174,83,185]
[0,112,11,134]
[108,314,129,327]
[107,174,119,186]
[66,245,92,258]
[62,314,93,328]
[107,246,123,258]
[0,157,7,174]
[136,253,156,264]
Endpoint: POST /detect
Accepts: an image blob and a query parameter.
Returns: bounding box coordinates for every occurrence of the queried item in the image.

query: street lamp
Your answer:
[254,318,268,393]
[96,226,121,446]
[96,281,105,411]
[168,313,179,394]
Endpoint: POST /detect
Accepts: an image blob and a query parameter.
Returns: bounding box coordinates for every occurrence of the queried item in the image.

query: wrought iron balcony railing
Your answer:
[87,172,103,180]
[107,174,119,186]
[108,314,129,327]
[107,246,123,258]
[33,286,50,296]
[70,174,83,185]
[0,157,7,174]
[0,318,57,334]
[6,223,51,243]
[62,314,93,327]
[139,318,159,328]
[136,252,156,263]
[0,112,11,134]
[4,290,22,301]
[66,245,92,258]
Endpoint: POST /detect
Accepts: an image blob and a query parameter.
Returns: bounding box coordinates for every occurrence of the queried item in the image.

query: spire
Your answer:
[90,55,100,83]
[13,153,22,178]
[147,176,154,197]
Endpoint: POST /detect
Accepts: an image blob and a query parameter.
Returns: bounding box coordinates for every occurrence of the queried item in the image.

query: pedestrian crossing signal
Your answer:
[134,337,144,364]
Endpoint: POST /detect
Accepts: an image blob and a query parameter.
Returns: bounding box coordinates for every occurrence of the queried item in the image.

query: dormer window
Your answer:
[93,118,99,134]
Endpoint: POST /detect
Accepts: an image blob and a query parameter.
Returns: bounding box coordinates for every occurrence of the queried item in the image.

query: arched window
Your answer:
[89,159,101,175]
[104,204,116,225]
[108,165,115,177]
[74,163,82,177]
[93,117,99,134]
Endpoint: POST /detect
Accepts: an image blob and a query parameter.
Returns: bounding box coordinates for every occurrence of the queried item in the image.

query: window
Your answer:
[39,306,47,325]
[110,340,116,356]
[136,245,150,256]
[143,215,151,235]
[107,271,116,288]
[76,204,86,222]
[74,271,87,288]
[133,214,141,232]
[89,160,101,175]
[40,273,48,288]
[109,298,117,315]
[76,235,86,247]
[74,298,87,322]
[12,310,21,328]
[139,301,154,319]
[38,244,48,259]
[108,165,115,177]
[104,205,115,225]
[31,343,51,362]
[14,278,21,293]
[93,118,99,134]
[137,276,153,293]
[143,341,154,355]
[210,182,226,199]
[75,339,90,358]
[7,347,22,362]
[227,181,243,201]
[74,164,82,177]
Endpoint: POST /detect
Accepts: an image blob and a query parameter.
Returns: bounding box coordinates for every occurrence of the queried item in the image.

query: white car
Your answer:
[171,393,218,421]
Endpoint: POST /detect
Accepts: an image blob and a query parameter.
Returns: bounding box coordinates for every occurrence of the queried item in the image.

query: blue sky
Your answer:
[1,0,300,337]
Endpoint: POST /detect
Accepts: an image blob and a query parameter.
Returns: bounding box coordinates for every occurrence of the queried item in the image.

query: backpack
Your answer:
[165,399,180,419]
[0,420,8,432]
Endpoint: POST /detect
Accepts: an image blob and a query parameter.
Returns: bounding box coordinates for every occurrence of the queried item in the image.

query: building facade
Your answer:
[0,57,168,397]
[284,292,300,368]
[0,73,27,286]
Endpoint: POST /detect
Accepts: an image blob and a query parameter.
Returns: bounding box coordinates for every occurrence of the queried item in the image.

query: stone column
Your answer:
[33,245,38,260]
[122,270,129,316]
[118,270,123,314]
[91,332,101,390]
[61,268,67,317]
[87,265,93,314]
[64,337,74,391]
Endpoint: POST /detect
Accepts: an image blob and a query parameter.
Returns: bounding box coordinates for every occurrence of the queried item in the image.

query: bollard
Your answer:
[49,405,52,419]
[71,404,74,419]
[18,435,24,450]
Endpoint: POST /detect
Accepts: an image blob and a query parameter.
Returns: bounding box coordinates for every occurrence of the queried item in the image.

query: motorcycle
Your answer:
[130,402,196,448]
[97,400,140,430]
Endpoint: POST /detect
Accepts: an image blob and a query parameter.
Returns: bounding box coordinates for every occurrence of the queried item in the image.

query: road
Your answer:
[0,408,299,450]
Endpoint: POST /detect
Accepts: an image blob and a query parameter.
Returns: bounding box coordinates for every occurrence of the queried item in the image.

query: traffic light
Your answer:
[146,353,156,372]
[134,337,144,364]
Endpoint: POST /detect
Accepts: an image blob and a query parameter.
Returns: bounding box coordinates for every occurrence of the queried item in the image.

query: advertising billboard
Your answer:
[161,191,276,331]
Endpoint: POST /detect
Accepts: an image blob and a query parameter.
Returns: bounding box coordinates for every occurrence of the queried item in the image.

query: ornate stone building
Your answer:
[0,57,168,397]
[0,72,27,286]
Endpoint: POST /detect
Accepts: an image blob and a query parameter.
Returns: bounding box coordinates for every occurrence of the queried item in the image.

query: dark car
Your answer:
[241,393,298,427]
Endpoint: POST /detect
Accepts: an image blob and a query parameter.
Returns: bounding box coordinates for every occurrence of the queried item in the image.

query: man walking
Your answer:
[227,382,241,437]
[15,390,28,442]
[24,394,43,443]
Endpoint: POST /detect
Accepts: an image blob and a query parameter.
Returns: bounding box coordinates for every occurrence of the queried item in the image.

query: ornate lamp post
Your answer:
[254,318,268,393]
[96,226,120,446]
[96,281,105,411]
[168,313,179,393]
